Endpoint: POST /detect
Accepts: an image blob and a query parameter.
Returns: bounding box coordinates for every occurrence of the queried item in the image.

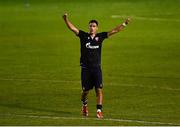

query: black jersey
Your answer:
[77,30,108,67]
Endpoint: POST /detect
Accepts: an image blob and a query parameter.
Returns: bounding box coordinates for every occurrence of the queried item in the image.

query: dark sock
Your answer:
[82,99,88,106]
[96,104,102,110]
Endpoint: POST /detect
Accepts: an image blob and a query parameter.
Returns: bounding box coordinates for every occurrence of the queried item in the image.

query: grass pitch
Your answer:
[0,0,180,125]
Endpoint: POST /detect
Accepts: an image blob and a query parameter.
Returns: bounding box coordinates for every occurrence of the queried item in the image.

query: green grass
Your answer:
[0,0,180,125]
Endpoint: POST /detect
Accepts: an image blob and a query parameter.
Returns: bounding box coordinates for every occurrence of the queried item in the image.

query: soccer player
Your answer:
[62,13,130,118]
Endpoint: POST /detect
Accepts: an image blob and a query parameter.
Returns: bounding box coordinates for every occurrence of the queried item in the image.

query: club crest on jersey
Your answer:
[95,37,99,42]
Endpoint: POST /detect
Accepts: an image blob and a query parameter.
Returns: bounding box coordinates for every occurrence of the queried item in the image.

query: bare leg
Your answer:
[95,88,103,105]
[95,88,103,118]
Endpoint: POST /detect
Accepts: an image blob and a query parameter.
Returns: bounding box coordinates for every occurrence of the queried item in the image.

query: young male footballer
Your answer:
[62,13,130,118]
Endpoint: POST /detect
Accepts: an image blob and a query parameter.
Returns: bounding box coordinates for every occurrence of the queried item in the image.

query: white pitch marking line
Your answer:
[111,15,180,22]
[108,82,180,91]
[1,114,180,126]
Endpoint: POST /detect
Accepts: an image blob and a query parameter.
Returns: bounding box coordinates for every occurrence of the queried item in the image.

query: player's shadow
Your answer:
[0,103,71,115]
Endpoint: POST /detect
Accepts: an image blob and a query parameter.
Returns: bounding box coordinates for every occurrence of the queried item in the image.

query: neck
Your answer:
[89,32,96,37]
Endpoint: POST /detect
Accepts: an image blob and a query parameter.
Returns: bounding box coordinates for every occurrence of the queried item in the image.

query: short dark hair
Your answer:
[89,20,98,26]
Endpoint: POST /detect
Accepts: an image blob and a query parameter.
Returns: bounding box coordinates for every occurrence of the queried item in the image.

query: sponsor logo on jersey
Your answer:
[86,42,99,49]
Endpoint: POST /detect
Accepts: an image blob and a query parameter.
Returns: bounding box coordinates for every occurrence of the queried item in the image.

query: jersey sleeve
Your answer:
[77,30,86,38]
[99,32,108,40]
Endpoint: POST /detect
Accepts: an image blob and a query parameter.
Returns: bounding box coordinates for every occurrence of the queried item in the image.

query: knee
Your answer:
[95,88,102,96]
[82,90,89,95]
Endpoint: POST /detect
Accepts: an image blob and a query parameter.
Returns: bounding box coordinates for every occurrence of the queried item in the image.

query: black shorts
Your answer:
[81,65,103,91]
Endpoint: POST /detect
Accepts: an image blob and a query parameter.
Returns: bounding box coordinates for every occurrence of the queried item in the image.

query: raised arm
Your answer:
[62,13,79,35]
[107,18,131,37]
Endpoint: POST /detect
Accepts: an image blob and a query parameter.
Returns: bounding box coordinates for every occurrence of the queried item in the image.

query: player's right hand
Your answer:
[63,13,68,19]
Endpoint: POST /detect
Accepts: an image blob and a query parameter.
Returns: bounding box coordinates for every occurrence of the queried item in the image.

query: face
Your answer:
[89,22,98,34]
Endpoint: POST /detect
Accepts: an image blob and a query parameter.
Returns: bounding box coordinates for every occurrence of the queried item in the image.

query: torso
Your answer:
[77,30,108,67]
